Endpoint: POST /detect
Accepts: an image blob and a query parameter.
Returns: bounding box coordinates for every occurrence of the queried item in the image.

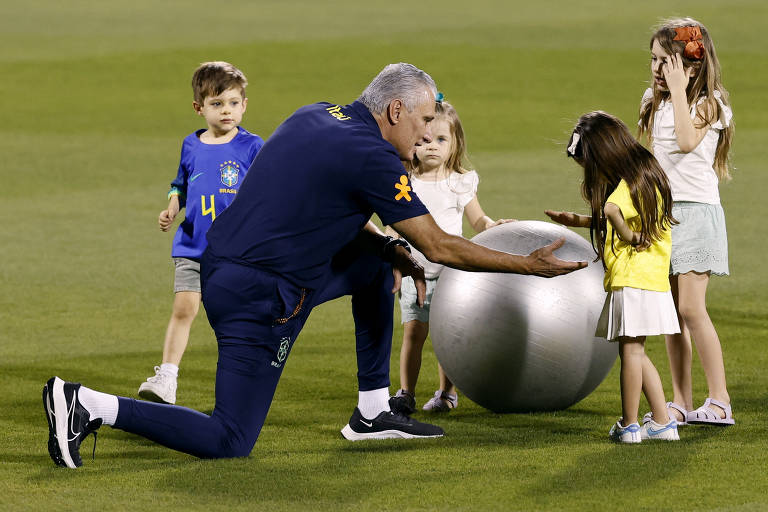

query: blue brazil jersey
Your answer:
[169,127,264,259]
[206,101,429,289]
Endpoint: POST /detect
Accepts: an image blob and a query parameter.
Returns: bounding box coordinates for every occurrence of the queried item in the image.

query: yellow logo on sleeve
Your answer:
[394,175,412,201]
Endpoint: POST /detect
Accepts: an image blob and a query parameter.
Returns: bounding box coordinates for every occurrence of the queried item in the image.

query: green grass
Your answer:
[1,1,767,510]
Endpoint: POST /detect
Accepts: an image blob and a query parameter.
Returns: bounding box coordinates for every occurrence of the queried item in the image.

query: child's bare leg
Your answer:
[677,271,730,414]
[399,320,429,393]
[421,362,457,411]
[641,353,670,424]
[437,363,455,395]
[618,337,645,425]
[665,275,694,418]
[161,291,201,366]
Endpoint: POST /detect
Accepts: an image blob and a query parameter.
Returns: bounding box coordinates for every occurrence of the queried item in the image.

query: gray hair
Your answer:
[358,63,437,114]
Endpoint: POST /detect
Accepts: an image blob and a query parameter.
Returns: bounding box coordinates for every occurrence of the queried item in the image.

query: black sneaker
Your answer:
[388,389,416,415]
[340,407,444,440]
[42,376,102,468]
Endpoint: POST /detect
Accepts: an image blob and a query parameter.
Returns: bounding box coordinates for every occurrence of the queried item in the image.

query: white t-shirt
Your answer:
[410,170,479,278]
[641,88,732,204]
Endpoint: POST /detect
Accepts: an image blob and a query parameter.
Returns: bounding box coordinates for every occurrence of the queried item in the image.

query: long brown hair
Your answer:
[638,17,733,180]
[568,111,676,267]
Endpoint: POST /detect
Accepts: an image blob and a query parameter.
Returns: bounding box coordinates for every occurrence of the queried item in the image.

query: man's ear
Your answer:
[193,101,203,116]
[387,99,404,125]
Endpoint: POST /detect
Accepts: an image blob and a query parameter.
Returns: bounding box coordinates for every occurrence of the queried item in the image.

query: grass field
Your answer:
[1,1,767,510]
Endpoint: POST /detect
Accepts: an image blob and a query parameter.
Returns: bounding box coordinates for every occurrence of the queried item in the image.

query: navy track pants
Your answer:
[114,245,394,458]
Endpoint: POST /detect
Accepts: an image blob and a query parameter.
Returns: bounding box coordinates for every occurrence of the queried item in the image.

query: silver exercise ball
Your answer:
[430,220,616,413]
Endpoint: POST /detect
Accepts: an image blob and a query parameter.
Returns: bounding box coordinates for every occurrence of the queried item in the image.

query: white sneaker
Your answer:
[640,417,679,441]
[609,419,641,443]
[138,366,177,404]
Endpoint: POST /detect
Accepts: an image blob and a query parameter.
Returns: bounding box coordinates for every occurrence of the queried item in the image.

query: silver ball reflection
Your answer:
[430,221,616,413]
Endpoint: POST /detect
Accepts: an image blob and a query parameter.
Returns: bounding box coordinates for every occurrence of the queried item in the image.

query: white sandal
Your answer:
[687,397,735,426]
[422,390,457,412]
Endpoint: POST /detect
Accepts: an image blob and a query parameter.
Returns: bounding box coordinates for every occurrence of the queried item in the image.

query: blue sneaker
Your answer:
[608,419,641,443]
[640,417,680,441]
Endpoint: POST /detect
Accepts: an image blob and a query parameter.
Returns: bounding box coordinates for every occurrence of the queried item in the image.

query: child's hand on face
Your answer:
[663,53,693,94]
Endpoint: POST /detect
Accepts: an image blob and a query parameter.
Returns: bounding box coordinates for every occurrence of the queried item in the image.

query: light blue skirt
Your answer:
[399,276,438,324]
[670,202,729,276]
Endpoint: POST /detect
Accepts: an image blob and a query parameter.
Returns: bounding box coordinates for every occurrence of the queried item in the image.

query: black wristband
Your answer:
[381,236,411,262]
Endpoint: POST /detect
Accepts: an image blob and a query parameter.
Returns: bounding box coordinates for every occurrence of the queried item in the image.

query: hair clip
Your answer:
[673,26,705,60]
[567,132,581,156]
[436,92,444,103]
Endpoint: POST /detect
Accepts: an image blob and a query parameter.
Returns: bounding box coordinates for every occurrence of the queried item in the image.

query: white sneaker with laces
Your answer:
[138,366,177,404]
[640,417,679,441]
[609,419,641,443]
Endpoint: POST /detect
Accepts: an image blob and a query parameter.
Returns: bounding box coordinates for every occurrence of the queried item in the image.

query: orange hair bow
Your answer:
[673,26,705,60]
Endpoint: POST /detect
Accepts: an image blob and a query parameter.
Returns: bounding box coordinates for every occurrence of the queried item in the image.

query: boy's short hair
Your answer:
[191,61,248,104]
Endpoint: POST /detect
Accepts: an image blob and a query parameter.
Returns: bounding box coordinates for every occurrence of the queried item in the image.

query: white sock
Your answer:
[78,386,119,426]
[357,387,391,419]
[160,363,179,378]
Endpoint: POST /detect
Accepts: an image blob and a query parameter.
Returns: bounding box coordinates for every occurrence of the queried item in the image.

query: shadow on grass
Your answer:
[520,424,743,508]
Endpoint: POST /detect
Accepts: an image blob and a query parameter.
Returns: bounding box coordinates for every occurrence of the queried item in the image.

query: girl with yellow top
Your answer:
[546,111,681,443]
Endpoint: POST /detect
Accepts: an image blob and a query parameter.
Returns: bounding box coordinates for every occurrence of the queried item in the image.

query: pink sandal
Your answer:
[687,397,735,426]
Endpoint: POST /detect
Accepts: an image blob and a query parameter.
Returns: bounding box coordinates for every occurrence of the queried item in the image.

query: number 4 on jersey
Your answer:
[202,195,216,221]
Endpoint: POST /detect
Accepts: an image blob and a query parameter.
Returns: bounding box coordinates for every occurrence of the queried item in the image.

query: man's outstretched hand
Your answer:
[525,237,588,277]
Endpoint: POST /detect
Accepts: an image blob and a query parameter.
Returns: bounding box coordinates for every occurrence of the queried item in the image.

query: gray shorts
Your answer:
[398,276,438,324]
[670,202,729,276]
[173,257,201,293]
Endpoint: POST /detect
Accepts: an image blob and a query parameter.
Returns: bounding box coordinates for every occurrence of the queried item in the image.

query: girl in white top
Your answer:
[638,17,735,426]
[386,98,514,414]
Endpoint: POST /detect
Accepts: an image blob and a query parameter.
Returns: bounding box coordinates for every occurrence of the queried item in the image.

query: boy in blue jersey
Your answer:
[43,63,585,468]
[137,61,264,404]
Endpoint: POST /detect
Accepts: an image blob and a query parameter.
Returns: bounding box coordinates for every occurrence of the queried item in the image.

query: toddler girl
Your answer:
[388,97,514,414]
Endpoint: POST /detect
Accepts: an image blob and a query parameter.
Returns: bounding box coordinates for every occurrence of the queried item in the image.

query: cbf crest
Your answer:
[219,161,240,187]
[271,337,292,368]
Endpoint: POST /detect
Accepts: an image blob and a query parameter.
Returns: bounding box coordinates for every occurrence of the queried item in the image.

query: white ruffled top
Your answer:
[410,170,479,278]
[641,88,732,204]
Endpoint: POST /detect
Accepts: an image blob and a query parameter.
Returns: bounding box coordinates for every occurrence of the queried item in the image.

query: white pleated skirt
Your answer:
[595,287,680,341]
